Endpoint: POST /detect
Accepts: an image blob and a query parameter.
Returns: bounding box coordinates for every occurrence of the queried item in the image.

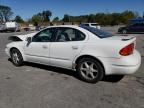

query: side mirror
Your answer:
[26,37,32,43]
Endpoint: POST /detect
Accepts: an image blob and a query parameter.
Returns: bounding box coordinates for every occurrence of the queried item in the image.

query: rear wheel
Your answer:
[10,49,23,66]
[77,58,104,83]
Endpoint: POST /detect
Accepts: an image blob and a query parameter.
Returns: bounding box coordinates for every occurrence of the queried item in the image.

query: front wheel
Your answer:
[10,49,23,66]
[77,58,104,83]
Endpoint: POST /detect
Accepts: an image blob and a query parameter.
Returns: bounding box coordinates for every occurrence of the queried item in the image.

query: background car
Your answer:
[80,23,101,29]
[118,23,144,34]
[0,22,20,32]
[0,24,5,32]
[5,25,141,83]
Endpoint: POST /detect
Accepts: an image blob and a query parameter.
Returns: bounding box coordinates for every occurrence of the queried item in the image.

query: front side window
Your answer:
[32,28,55,42]
[55,27,85,42]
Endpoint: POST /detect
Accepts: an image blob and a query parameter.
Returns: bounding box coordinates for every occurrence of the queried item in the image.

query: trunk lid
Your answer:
[104,35,135,41]
[102,35,137,58]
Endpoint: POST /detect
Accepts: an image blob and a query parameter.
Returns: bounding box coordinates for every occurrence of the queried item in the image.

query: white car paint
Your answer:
[13,32,37,40]
[5,25,141,75]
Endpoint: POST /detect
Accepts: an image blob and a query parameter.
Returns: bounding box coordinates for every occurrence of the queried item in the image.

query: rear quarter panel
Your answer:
[78,40,123,58]
[73,36,137,65]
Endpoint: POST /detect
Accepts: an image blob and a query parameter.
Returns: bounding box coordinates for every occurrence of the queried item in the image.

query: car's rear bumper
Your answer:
[99,50,141,75]
[108,62,141,75]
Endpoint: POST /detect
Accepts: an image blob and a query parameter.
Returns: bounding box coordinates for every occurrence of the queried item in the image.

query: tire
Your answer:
[122,29,127,34]
[77,58,104,83]
[10,49,23,66]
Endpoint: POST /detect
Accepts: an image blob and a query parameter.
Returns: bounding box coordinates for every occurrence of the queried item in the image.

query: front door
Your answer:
[24,28,55,64]
[49,27,86,68]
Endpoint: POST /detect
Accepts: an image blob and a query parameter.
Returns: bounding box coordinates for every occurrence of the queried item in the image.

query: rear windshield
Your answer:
[80,25,113,38]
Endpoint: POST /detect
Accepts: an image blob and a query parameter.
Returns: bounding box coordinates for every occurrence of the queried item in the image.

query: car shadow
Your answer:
[8,59,124,83]
[25,62,79,79]
[103,75,124,83]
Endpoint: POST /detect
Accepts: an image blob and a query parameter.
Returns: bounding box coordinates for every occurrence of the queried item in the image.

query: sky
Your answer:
[0,0,144,20]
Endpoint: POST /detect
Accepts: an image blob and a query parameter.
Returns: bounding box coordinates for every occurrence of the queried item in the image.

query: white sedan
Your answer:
[5,25,141,83]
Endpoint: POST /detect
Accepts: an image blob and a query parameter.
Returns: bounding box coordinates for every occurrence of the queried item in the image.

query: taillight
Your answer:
[119,43,134,56]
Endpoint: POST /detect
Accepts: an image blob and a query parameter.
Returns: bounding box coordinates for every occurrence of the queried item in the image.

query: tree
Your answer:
[0,5,13,22]
[30,10,52,23]
[63,14,70,22]
[88,14,95,23]
[95,13,106,25]
[53,17,59,22]
[120,11,136,24]
[60,10,138,25]
[42,10,52,22]
[15,15,24,23]
[31,15,41,23]
[110,13,121,25]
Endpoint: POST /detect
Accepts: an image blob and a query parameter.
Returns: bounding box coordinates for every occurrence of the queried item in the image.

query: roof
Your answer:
[45,25,80,29]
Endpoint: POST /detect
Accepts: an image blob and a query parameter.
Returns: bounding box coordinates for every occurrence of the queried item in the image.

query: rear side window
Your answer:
[55,27,85,42]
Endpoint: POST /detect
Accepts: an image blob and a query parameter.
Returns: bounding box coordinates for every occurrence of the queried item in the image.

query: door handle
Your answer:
[42,45,48,49]
[72,46,78,50]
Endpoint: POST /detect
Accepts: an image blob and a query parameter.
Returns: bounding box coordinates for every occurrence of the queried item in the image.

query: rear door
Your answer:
[49,27,86,68]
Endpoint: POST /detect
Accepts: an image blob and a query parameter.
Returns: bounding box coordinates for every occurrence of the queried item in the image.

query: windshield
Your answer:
[80,25,113,38]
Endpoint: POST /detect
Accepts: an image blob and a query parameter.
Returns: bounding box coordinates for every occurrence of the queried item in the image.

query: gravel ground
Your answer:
[0,28,144,108]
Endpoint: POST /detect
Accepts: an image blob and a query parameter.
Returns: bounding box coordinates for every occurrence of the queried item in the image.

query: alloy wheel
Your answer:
[80,61,98,80]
